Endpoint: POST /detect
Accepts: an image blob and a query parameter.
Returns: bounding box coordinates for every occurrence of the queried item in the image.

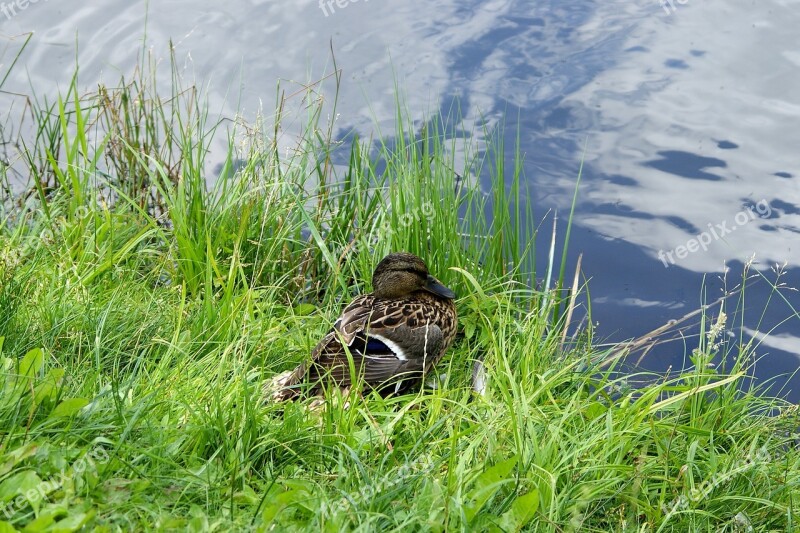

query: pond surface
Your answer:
[4,0,799,399]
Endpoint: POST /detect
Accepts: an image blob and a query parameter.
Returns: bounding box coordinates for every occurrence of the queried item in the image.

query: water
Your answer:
[3,0,799,398]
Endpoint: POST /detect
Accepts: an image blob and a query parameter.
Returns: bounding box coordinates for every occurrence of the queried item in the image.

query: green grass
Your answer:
[0,44,798,532]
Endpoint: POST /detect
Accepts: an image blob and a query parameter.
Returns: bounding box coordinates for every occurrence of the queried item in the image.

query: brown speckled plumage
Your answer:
[271,252,457,401]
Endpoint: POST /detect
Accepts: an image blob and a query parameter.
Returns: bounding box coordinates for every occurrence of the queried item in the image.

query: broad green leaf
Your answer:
[261,489,306,524]
[25,507,93,532]
[188,504,209,532]
[261,480,317,524]
[0,443,39,477]
[34,368,65,405]
[0,471,43,512]
[18,348,44,378]
[293,303,316,316]
[464,455,518,522]
[49,398,89,419]
[498,489,539,531]
[583,401,607,420]
[463,319,476,340]
[19,503,66,531]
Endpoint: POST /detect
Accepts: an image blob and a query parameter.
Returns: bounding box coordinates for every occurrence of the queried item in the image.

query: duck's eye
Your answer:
[396,267,425,277]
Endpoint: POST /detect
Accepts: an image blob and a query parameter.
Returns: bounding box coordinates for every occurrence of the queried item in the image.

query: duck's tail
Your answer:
[263,363,306,402]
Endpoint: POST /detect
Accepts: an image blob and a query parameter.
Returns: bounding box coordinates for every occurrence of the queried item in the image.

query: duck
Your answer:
[271,252,458,401]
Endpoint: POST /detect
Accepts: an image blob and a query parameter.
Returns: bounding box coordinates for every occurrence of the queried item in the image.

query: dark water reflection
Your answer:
[3,0,798,398]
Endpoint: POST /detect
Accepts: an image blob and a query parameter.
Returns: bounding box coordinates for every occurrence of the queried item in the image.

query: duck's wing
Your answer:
[308,296,446,391]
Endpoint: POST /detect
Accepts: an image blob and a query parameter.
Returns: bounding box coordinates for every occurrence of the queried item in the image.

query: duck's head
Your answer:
[371,252,457,300]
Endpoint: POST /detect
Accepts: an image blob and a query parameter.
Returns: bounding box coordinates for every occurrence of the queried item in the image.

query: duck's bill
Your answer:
[424,275,457,299]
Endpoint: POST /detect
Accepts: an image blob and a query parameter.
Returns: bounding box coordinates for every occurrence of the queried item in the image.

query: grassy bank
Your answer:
[1,46,798,531]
